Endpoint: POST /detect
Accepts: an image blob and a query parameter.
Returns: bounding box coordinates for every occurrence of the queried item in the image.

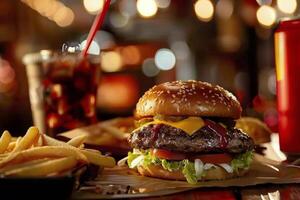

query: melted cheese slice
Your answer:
[147,117,205,135]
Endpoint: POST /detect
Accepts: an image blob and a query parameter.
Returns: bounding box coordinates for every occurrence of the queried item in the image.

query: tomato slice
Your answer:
[192,154,233,164]
[151,149,186,160]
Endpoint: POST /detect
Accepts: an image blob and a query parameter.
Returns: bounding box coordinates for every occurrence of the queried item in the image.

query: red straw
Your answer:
[81,0,111,57]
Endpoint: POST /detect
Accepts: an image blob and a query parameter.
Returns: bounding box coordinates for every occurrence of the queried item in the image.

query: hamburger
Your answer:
[127,80,254,184]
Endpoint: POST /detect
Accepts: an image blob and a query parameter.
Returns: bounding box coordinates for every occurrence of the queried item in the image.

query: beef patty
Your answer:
[129,124,254,154]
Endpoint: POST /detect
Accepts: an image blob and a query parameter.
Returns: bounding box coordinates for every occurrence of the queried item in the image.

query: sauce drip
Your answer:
[150,124,162,143]
[204,119,228,149]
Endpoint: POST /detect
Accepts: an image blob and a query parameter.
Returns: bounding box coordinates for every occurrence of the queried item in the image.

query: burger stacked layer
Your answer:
[127,80,254,184]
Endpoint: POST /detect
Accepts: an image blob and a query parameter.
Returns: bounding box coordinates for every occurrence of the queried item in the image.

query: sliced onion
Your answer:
[129,155,144,168]
[133,149,142,154]
[194,159,204,177]
[117,156,128,166]
[203,163,217,170]
[218,163,233,173]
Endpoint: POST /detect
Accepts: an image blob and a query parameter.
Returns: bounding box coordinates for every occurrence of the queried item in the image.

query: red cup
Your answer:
[275,18,300,155]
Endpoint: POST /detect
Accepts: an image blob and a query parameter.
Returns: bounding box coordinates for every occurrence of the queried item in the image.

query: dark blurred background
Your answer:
[0,0,297,135]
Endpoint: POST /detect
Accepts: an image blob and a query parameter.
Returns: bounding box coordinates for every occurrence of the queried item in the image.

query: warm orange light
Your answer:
[101,51,123,72]
[194,0,214,22]
[83,0,104,15]
[121,46,141,65]
[256,5,276,27]
[97,76,139,110]
[53,7,74,27]
[277,0,297,14]
[137,0,158,18]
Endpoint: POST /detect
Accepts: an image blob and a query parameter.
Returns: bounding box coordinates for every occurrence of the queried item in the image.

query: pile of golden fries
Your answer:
[0,127,116,177]
[59,117,134,147]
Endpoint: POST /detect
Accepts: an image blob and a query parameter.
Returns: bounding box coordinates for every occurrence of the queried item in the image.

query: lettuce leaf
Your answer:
[231,151,253,172]
[127,151,141,168]
[127,150,253,184]
[161,159,182,171]
[182,160,198,184]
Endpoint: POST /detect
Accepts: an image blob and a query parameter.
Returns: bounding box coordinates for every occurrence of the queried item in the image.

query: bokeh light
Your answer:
[22,0,74,27]
[216,0,233,19]
[256,5,276,27]
[119,0,137,17]
[277,0,297,14]
[110,12,130,28]
[80,40,100,55]
[53,7,74,27]
[171,41,190,60]
[33,0,52,15]
[155,0,171,9]
[0,59,16,94]
[92,31,115,50]
[45,1,63,18]
[101,51,123,72]
[154,48,176,70]
[256,0,272,5]
[83,0,104,15]
[194,0,214,22]
[97,76,139,110]
[121,46,141,65]
[142,58,160,77]
[0,60,15,85]
[136,0,158,18]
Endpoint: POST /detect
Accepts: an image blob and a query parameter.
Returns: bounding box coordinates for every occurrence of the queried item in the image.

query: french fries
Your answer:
[6,141,16,153]
[0,127,116,178]
[0,146,88,168]
[42,134,116,167]
[80,149,115,168]
[0,158,50,173]
[0,131,11,154]
[67,135,87,148]
[4,157,77,177]
[11,127,39,154]
[58,117,134,147]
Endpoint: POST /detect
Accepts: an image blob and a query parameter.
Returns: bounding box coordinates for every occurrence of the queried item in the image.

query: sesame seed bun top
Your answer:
[135,80,242,119]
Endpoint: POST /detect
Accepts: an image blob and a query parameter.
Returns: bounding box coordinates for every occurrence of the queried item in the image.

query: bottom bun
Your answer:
[137,164,248,181]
